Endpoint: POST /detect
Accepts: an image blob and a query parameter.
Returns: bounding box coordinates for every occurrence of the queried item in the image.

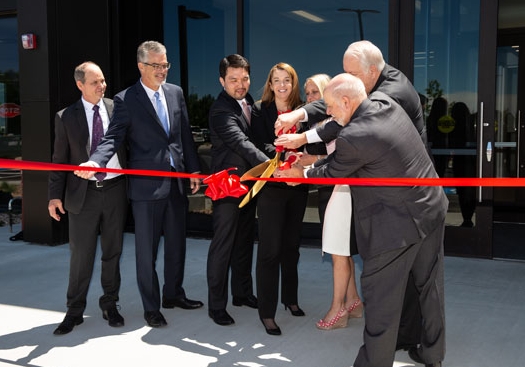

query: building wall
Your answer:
[17,0,163,244]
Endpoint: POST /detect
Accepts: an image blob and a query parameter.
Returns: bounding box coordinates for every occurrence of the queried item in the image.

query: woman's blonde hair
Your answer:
[303,73,331,99]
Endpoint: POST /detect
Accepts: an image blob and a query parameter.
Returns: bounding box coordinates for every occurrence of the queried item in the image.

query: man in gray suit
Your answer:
[48,61,128,335]
[276,40,428,351]
[277,73,446,367]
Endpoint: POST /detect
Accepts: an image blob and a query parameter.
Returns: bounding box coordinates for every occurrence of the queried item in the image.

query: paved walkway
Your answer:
[1,222,524,367]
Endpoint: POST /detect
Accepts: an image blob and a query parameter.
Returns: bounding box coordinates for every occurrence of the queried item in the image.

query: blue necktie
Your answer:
[91,105,106,182]
[154,91,170,135]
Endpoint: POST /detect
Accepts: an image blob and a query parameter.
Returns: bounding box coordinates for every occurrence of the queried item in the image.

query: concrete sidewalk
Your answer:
[1,221,524,367]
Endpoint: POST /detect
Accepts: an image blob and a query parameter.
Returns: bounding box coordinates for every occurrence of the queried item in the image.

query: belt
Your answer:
[87,175,125,189]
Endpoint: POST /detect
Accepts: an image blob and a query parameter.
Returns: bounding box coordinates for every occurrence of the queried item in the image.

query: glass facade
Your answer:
[0,14,21,159]
[414,0,480,227]
[163,0,389,223]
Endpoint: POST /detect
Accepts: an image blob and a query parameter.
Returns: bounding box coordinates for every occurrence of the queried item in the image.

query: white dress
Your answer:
[321,184,352,256]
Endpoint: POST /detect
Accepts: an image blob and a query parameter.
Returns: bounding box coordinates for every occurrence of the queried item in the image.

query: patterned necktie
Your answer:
[242,100,251,125]
[91,105,106,181]
[154,91,170,135]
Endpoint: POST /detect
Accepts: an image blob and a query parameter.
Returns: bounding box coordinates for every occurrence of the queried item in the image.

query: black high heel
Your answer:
[284,304,305,317]
[260,318,281,336]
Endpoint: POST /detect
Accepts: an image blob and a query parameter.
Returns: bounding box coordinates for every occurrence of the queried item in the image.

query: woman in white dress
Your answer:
[298,74,363,330]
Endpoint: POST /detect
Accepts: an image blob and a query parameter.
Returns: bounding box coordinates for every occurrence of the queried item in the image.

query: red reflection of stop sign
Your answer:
[0,103,21,118]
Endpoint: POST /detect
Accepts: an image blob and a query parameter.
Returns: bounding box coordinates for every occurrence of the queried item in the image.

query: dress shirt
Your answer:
[141,81,171,131]
[81,97,122,180]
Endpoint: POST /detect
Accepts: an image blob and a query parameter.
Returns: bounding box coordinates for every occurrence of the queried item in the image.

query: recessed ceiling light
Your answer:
[289,10,326,23]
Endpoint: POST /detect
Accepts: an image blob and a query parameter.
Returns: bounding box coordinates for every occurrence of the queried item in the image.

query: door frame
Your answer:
[443,0,497,258]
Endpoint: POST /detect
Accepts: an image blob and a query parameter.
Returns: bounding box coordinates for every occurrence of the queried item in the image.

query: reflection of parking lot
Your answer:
[191,126,205,143]
[197,142,211,174]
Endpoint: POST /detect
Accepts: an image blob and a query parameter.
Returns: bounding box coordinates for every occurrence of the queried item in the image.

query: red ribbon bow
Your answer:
[203,168,248,200]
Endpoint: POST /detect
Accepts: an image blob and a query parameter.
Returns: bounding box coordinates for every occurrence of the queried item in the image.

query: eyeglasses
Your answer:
[143,62,171,71]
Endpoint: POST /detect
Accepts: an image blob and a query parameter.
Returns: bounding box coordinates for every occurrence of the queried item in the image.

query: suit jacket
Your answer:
[90,81,200,201]
[307,92,448,260]
[209,90,267,176]
[304,64,427,147]
[48,97,126,214]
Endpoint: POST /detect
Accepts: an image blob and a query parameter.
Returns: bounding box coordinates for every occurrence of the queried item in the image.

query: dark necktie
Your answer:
[154,91,170,135]
[242,100,251,125]
[91,105,106,181]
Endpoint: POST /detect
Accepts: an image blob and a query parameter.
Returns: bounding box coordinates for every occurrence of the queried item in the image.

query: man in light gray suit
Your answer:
[277,73,446,367]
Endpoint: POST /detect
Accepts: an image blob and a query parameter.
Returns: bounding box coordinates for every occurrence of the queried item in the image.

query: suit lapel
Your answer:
[74,100,90,156]
[103,98,113,117]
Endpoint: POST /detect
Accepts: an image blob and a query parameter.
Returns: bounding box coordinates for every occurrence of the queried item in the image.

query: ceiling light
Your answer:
[289,10,326,23]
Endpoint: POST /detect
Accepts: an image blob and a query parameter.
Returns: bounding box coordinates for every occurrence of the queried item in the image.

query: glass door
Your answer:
[493,30,525,260]
[413,0,494,257]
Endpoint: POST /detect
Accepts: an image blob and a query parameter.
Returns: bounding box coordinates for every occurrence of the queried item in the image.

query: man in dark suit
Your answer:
[206,54,268,326]
[278,73,446,367]
[275,40,427,351]
[48,61,128,335]
[76,41,203,328]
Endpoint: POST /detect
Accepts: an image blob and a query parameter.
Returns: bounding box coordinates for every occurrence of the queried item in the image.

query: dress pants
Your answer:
[256,184,308,319]
[132,180,188,312]
[207,197,256,310]
[66,177,127,316]
[354,219,446,367]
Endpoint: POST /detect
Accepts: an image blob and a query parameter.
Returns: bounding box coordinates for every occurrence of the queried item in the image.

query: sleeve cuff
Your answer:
[305,129,322,144]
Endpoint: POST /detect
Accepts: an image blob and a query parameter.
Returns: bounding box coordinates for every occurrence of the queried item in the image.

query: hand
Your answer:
[297,152,317,166]
[274,133,307,150]
[74,161,98,179]
[48,199,65,221]
[274,164,304,186]
[274,109,303,135]
[190,177,201,194]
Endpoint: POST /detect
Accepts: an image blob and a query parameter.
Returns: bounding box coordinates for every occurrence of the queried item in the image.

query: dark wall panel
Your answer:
[17,0,163,244]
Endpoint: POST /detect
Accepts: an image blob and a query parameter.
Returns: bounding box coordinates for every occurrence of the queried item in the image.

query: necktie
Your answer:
[242,100,251,125]
[91,105,106,181]
[154,91,170,135]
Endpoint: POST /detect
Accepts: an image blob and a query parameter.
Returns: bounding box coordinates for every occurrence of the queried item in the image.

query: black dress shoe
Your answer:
[102,307,125,327]
[144,311,167,327]
[208,309,235,326]
[232,295,258,309]
[284,304,305,316]
[53,315,84,335]
[162,297,204,310]
[408,347,442,367]
[260,318,281,336]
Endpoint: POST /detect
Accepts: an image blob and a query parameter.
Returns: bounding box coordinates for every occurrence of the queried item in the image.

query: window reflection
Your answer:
[414,0,480,227]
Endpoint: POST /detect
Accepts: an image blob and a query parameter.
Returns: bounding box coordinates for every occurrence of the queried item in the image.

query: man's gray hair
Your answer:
[328,73,367,102]
[137,41,167,63]
[344,40,386,73]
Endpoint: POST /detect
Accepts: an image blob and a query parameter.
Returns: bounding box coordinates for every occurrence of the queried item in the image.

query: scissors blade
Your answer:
[240,160,271,181]
[239,152,280,208]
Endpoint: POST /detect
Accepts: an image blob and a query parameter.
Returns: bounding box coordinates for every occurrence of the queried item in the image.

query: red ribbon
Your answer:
[4,158,525,195]
[0,158,208,179]
[202,168,248,200]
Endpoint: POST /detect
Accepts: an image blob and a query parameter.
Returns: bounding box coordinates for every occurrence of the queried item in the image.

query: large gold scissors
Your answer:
[238,148,282,208]
[238,126,296,208]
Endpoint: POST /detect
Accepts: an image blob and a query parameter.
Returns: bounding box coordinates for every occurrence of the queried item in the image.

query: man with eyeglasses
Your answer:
[76,40,203,328]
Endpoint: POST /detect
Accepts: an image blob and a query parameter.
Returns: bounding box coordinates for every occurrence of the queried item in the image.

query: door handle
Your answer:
[478,102,484,202]
[518,110,521,178]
